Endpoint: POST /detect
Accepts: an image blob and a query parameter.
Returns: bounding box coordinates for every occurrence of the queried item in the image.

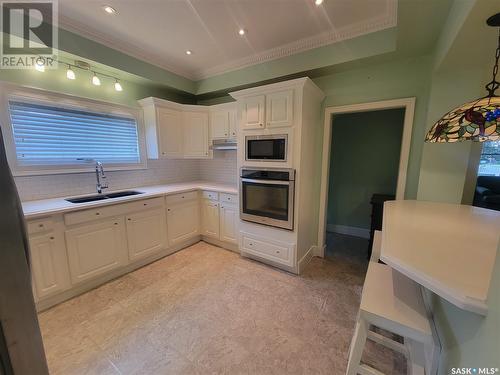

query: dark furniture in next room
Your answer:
[368,193,395,259]
[473,176,500,211]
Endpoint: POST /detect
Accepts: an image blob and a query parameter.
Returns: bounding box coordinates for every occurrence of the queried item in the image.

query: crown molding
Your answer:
[193,0,397,79]
[57,0,397,82]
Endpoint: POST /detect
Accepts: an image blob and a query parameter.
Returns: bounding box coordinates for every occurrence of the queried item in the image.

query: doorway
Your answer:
[317,98,416,258]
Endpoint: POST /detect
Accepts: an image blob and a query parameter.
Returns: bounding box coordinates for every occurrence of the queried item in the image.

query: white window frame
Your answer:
[0,82,147,176]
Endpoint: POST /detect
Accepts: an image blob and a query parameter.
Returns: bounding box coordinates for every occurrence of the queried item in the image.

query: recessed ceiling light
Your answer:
[103,5,116,14]
[238,28,245,36]
[185,50,192,55]
[315,0,323,5]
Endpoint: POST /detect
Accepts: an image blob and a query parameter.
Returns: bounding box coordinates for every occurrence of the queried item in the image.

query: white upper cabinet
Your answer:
[126,208,168,261]
[266,90,293,128]
[210,110,230,139]
[157,107,183,159]
[183,111,209,158]
[210,105,237,140]
[242,95,265,130]
[139,97,211,160]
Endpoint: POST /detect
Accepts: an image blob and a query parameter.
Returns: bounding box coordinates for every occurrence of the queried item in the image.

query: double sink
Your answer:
[65,190,143,204]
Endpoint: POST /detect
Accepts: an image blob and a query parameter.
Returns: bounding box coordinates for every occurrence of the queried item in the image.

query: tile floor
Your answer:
[39,235,405,374]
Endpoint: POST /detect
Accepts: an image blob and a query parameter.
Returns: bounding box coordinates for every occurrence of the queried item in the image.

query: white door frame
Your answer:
[317,97,416,257]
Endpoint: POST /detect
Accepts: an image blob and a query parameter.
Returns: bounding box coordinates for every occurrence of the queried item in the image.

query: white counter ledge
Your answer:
[380,200,500,316]
[22,181,238,219]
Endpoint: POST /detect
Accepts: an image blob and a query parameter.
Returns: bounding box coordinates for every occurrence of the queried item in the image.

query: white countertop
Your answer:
[22,181,238,219]
[380,200,500,316]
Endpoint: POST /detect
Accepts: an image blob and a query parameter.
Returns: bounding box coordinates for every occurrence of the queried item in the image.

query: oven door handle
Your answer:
[241,178,291,185]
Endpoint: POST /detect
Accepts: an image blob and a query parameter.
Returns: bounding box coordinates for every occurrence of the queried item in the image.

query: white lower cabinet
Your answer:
[126,208,168,261]
[219,204,238,244]
[201,199,220,239]
[240,232,294,267]
[166,200,200,246]
[29,231,71,300]
[65,218,128,284]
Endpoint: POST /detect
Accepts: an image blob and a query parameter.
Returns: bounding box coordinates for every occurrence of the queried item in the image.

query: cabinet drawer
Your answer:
[240,233,294,266]
[165,191,198,206]
[123,197,164,212]
[220,193,237,204]
[27,217,54,235]
[201,190,219,201]
[64,197,164,226]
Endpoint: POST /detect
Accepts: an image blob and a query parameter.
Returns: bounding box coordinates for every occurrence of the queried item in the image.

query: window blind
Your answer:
[9,101,140,166]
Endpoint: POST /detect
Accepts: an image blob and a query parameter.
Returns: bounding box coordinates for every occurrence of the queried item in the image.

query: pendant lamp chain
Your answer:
[486,27,500,97]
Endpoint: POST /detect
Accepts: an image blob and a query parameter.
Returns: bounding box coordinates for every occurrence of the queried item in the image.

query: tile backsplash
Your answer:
[198,150,238,185]
[15,152,237,201]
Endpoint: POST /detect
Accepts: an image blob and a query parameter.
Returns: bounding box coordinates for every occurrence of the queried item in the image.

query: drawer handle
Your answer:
[249,243,253,246]
[38,224,44,228]
[114,222,118,225]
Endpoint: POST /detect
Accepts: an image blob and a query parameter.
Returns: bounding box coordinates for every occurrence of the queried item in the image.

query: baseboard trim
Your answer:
[326,224,370,239]
[298,245,315,274]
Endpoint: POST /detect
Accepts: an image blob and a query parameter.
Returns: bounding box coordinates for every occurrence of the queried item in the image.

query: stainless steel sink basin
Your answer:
[66,190,143,204]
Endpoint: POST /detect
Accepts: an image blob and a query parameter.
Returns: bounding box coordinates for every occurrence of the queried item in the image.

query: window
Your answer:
[478,140,500,176]
[0,85,146,176]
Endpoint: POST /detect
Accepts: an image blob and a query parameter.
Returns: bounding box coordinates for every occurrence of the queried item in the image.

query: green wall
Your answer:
[0,60,195,108]
[313,55,433,200]
[327,109,404,230]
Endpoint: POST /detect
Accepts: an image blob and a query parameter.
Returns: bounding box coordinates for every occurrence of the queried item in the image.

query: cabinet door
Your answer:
[126,208,168,261]
[166,201,199,246]
[210,110,229,139]
[201,200,220,239]
[242,95,265,130]
[157,107,183,158]
[220,204,238,244]
[183,111,209,158]
[29,232,71,300]
[65,218,128,284]
[265,90,293,128]
[228,109,237,139]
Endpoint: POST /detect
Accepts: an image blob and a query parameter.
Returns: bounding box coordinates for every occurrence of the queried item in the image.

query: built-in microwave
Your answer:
[245,134,287,162]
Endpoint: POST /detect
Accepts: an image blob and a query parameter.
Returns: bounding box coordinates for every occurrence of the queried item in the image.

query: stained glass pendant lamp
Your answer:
[425,13,500,143]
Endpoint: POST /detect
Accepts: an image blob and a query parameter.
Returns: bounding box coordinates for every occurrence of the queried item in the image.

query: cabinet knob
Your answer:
[259,123,263,127]
[227,197,231,200]
[205,152,208,155]
[49,236,54,240]
[143,203,147,206]
[114,222,118,225]
[95,212,100,216]
[167,208,171,212]
[127,218,131,221]
[276,250,280,254]
[249,243,253,246]
[181,196,185,199]
[38,224,44,228]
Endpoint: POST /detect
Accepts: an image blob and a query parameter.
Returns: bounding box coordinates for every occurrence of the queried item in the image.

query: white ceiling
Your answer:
[58,0,397,80]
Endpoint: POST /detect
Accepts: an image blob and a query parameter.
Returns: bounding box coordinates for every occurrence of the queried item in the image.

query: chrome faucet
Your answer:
[95,161,108,194]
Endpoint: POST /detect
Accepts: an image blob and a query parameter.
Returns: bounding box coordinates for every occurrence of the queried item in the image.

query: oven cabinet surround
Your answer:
[23,185,238,311]
[209,102,237,140]
[139,97,211,159]
[230,77,325,274]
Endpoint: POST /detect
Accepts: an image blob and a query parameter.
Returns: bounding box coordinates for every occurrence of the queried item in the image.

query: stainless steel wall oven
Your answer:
[239,168,295,230]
